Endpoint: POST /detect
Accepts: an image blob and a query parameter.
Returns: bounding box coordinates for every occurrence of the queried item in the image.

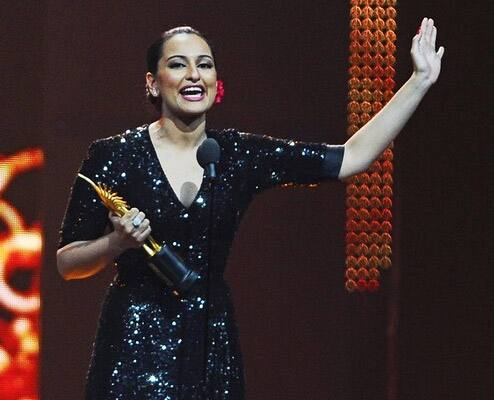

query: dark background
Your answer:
[1,1,491,399]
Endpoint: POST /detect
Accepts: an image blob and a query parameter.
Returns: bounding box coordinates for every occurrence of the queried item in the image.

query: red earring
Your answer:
[215,80,225,104]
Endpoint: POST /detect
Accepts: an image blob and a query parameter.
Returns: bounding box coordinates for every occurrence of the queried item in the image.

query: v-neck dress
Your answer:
[58,124,344,399]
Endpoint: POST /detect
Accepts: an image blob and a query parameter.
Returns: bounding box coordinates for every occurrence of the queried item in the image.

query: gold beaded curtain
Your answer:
[345,0,397,293]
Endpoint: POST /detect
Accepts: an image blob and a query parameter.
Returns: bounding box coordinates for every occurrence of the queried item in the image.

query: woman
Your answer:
[57,19,444,399]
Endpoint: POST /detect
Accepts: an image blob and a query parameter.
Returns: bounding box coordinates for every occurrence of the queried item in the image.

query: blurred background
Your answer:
[0,1,491,399]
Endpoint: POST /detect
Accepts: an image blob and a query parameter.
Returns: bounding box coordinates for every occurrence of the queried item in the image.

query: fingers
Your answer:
[125,208,150,238]
[135,226,152,243]
[125,210,145,233]
[425,18,433,40]
[418,17,427,41]
[129,210,145,230]
[415,17,444,56]
[431,26,437,48]
[108,208,151,232]
[417,17,433,43]
[122,208,140,225]
[411,18,443,84]
[421,18,439,44]
[106,207,152,250]
[127,215,151,247]
[134,217,150,235]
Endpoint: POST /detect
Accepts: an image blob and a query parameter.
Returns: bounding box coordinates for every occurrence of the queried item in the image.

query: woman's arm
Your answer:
[57,208,151,280]
[338,17,445,180]
[57,231,127,280]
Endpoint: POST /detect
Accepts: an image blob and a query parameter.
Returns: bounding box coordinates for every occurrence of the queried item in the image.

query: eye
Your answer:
[169,62,185,69]
[198,63,213,69]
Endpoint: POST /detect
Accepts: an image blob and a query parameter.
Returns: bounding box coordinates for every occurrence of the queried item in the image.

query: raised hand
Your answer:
[411,17,445,85]
[109,207,152,250]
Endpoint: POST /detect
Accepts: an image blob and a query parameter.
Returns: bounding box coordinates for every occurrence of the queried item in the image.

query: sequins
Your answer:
[58,124,343,399]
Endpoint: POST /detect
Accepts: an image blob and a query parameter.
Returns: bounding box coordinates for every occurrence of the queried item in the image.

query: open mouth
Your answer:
[179,86,205,101]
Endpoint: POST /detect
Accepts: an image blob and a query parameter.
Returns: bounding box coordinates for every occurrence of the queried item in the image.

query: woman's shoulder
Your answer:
[89,124,150,150]
[207,127,267,146]
[208,128,291,154]
[78,125,150,185]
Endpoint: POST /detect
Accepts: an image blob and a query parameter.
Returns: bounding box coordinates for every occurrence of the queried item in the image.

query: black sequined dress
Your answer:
[58,125,344,399]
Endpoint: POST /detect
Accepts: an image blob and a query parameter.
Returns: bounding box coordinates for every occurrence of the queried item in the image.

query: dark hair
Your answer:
[146,26,215,112]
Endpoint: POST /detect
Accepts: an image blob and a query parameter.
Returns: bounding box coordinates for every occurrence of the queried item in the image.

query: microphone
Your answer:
[197,138,220,180]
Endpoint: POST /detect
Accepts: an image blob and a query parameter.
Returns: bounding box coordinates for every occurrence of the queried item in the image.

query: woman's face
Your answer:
[153,33,217,120]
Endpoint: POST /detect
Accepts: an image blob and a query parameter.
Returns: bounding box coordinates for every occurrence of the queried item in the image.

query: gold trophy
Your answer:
[77,173,199,297]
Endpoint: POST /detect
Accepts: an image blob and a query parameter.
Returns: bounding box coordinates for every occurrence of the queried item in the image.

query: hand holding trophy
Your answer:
[77,173,199,297]
[108,207,152,250]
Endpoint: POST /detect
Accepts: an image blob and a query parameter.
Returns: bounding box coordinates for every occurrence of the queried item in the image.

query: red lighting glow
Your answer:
[0,148,43,399]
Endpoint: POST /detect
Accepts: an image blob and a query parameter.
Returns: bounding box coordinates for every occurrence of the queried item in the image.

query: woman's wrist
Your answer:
[409,71,434,92]
[107,230,130,258]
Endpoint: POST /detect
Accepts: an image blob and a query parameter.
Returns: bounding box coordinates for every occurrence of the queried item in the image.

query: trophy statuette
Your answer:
[77,173,199,297]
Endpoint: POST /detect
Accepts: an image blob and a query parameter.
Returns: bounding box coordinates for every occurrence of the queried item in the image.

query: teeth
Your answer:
[181,87,203,94]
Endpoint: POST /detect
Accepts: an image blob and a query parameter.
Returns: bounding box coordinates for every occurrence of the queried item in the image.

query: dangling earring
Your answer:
[214,80,225,104]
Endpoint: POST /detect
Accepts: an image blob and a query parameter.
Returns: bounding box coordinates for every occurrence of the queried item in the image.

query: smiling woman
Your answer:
[145,26,218,117]
[57,19,444,399]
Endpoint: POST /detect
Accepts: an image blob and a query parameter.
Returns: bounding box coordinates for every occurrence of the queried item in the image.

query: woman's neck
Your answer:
[150,115,207,150]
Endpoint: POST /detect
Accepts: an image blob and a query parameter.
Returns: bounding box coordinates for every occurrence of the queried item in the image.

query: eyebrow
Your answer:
[166,55,213,61]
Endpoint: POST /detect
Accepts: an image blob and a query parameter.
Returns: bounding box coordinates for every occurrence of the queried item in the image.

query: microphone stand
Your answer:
[196,137,221,394]
[202,167,216,394]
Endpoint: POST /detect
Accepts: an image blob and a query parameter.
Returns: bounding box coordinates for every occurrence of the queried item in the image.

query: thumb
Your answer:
[108,211,120,222]
[437,46,445,59]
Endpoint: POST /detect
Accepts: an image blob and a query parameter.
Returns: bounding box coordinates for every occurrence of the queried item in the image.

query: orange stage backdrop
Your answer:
[0,149,44,399]
[345,0,397,292]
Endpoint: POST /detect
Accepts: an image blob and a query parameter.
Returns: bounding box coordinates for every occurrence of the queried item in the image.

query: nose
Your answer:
[186,64,200,82]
